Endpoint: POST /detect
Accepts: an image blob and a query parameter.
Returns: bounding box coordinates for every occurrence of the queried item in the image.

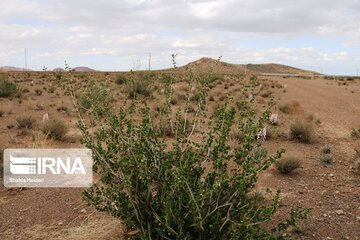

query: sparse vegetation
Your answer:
[16,116,36,129]
[0,79,18,98]
[41,119,68,140]
[320,154,333,164]
[290,120,315,143]
[276,157,301,174]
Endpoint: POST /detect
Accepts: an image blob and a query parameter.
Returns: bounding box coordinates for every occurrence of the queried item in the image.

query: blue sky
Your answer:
[0,0,360,75]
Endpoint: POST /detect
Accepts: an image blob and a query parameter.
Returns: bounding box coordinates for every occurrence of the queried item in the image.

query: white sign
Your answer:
[3,149,93,188]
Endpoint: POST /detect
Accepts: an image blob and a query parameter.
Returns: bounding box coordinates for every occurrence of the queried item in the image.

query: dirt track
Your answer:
[276,77,360,138]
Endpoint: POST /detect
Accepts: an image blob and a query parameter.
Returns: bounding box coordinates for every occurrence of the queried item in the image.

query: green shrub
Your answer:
[42,119,68,140]
[0,79,18,98]
[16,116,36,129]
[125,74,152,98]
[290,120,314,143]
[322,146,331,154]
[78,70,308,239]
[55,73,62,80]
[320,154,333,164]
[115,75,128,85]
[78,81,113,117]
[275,157,301,174]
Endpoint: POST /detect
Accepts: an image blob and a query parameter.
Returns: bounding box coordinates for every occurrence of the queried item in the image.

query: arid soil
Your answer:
[0,69,359,239]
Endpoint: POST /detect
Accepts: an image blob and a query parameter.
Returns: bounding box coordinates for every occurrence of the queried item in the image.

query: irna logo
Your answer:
[10,156,86,175]
[4,149,93,188]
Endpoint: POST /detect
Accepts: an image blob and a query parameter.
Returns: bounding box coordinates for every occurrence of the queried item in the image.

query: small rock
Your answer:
[80,208,87,214]
[334,191,339,194]
[58,222,63,226]
[329,173,334,177]
[335,209,344,215]
[356,216,360,222]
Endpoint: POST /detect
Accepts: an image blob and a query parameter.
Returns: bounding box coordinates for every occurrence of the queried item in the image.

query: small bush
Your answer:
[266,126,277,140]
[115,75,128,85]
[322,146,331,154]
[0,110,4,117]
[48,86,56,93]
[190,93,201,102]
[279,101,301,114]
[42,119,68,140]
[350,128,360,138]
[78,82,113,117]
[125,75,152,98]
[355,147,360,158]
[218,94,226,101]
[276,157,301,174]
[35,89,42,96]
[55,73,62,80]
[260,90,272,98]
[207,73,224,83]
[279,104,290,114]
[320,154,333,164]
[0,79,18,98]
[290,120,314,143]
[16,116,36,129]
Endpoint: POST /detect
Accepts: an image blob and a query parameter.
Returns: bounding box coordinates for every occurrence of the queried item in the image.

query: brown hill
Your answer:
[73,66,96,72]
[245,63,317,75]
[0,66,32,72]
[181,57,317,75]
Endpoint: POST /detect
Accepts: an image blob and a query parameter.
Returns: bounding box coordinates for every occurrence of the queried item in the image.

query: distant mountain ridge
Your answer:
[0,66,32,72]
[0,58,316,75]
[53,66,96,72]
[0,66,96,72]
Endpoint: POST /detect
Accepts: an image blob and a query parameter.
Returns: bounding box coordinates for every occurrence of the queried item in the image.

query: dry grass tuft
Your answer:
[290,120,315,143]
[275,157,301,174]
